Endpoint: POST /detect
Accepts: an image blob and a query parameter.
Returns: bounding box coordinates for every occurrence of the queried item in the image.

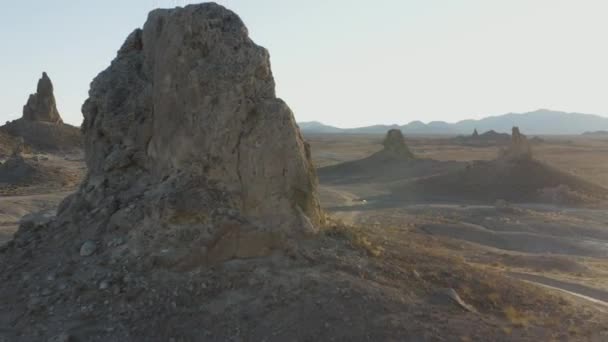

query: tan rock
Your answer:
[58,3,324,263]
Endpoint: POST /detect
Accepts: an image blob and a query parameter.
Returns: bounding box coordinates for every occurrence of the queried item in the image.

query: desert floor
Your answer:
[2,134,608,339]
[310,133,608,315]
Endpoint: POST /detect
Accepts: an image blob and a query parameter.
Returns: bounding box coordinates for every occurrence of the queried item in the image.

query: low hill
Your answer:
[318,130,462,185]
[399,128,607,205]
[582,130,608,137]
[298,121,343,133]
[300,109,608,135]
[403,158,608,204]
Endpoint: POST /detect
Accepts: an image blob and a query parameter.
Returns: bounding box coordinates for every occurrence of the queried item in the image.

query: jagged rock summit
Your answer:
[18,2,323,268]
[22,72,62,123]
[1,73,80,152]
[375,129,414,160]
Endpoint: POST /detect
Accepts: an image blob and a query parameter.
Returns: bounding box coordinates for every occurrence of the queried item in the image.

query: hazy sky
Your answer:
[1,0,607,128]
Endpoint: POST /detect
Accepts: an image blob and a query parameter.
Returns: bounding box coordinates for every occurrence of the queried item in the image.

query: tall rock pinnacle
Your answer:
[376,129,414,160]
[500,126,532,160]
[22,72,63,123]
[53,3,325,264]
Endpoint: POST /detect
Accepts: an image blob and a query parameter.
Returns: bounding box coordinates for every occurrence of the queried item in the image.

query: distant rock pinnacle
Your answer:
[378,129,414,159]
[22,72,62,123]
[500,126,532,160]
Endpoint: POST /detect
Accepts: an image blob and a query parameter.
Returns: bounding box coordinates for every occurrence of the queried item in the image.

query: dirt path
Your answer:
[319,187,368,224]
[509,272,608,308]
[0,191,72,245]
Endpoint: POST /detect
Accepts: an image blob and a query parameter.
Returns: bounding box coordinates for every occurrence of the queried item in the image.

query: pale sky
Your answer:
[1,0,607,128]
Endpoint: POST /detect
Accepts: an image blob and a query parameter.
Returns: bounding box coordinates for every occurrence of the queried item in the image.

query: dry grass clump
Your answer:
[503,305,530,327]
[324,221,384,257]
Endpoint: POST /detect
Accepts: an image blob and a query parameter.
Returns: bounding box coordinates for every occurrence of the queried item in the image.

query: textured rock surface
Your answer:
[64,3,321,264]
[22,72,62,123]
[375,129,414,160]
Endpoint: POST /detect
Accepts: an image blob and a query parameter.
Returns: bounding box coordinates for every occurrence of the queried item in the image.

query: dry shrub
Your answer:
[325,222,384,257]
[503,305,530,327]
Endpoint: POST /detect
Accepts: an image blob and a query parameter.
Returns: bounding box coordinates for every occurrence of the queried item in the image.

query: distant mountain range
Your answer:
[582,130,608,137]
[298,109,608,135]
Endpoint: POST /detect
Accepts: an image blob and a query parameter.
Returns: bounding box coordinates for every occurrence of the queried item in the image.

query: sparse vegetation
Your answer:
[503,305,530,327]
[324,221,385,257]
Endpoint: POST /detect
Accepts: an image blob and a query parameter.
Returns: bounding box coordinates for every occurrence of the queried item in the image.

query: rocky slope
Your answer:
[0,131,27,158]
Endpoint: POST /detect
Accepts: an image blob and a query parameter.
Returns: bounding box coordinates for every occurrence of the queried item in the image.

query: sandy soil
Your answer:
[0,151,84,245]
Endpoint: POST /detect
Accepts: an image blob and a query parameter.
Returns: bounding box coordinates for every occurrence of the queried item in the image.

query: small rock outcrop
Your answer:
[22,72,62,123]
[0,143,35,184]
[375,129,414,160]
[500,126,532,160]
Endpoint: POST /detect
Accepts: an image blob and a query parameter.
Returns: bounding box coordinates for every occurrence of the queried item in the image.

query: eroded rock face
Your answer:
[500,126,532,160]
[377,129,414,159]
[57,3,323,266]
[22,72,62,123]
